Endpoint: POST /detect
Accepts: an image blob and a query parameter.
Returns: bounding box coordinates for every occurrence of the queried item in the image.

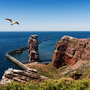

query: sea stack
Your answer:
[28,35,41,62]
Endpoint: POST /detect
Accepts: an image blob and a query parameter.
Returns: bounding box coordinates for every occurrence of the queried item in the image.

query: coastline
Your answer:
[6,46,30,70]
[6,45,50,70]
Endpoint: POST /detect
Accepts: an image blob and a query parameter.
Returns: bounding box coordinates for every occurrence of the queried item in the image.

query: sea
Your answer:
[0,31,90,79]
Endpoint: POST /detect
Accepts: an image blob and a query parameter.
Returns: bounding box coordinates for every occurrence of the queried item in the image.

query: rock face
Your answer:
[28,35,41,62]
[0,68,47,84]
[52,36,90,68]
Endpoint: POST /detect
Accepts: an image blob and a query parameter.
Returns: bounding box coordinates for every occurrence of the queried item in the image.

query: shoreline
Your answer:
[5,35,52,70]
[6,53,30,70]
[6,46,30,70]
[6,45,51,70]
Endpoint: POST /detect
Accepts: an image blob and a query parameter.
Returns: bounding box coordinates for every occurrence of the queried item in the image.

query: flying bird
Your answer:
[5,18,19,26]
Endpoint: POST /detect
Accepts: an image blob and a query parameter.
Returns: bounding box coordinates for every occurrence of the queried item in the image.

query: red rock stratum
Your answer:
[52,36,90,68]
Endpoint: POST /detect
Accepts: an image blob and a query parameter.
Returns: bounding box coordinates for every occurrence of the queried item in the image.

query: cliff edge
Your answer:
[52,36,90,68]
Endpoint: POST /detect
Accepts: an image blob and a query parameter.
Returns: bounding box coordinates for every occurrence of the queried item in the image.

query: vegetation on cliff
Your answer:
[1,58,90,89]
[1,79,90,90]
[1,36,90,89]
[28,61,90,80]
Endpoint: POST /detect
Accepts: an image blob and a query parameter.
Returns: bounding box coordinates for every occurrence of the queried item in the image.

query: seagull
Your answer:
[5,18,19,26]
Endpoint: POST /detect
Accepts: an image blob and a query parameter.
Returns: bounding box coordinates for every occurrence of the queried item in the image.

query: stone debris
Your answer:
[70,73,83,80]
[0,68,48,84]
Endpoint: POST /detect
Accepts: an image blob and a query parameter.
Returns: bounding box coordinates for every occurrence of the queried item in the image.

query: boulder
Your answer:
[52,36,90,68]
[28,35,41,62]
[0,68,48,84]
[70,73,82,80]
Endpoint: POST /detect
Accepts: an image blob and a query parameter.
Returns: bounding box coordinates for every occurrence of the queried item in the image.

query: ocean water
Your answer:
[0,31,90,79]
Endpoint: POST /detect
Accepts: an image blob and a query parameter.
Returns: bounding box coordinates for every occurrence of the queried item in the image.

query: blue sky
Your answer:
[0,0,90,31]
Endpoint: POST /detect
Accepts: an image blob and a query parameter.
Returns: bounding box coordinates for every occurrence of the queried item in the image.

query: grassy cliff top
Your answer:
[27,61,90,80]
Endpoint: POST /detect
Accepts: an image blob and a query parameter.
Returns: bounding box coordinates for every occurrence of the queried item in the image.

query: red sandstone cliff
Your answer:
[52,36,90,68]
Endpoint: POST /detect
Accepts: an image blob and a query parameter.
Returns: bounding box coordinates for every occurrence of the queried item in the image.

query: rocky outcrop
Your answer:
[0,68,48,84]
[28,35,41,62]
[70,73,82,80]
[52,36,90,68]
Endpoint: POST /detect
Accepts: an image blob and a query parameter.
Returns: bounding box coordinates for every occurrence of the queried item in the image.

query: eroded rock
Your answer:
[70,73,83,80]
[28,35,41,62]
[0,68,48,84]
[52,36,90,68]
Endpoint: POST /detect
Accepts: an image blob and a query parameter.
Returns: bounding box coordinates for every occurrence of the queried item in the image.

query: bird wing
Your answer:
[5,19,13,23]
[15,22,19,25]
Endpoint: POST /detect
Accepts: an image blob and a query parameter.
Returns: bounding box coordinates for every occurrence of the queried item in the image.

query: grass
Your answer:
[62,39,78,47]
[82,58,90,61]
[0,84,5,89]
[28,61,90,80]
[28,63,71,79]
[28,63,58,79]
[80,67,90,80]
[1,79,90,90]
[1,61,90,89]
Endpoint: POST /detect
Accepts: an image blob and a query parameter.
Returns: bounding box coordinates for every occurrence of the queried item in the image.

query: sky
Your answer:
[0,0,90,31]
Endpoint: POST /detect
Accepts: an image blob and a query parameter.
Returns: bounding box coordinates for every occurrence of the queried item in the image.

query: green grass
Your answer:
[82,58,90,61]
[62,39,78,47]
[28,63,71,79]
[1,79,90,90]
[28,61,90,80]
[80,67,90,80]
[1,62,90,89]
[29,63,58,79]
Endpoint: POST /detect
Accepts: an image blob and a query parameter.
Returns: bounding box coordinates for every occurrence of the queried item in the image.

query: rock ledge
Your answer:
[0,68,48,84]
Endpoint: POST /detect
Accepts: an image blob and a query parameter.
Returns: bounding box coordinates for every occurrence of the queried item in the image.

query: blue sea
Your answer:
[0,31,90,79]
